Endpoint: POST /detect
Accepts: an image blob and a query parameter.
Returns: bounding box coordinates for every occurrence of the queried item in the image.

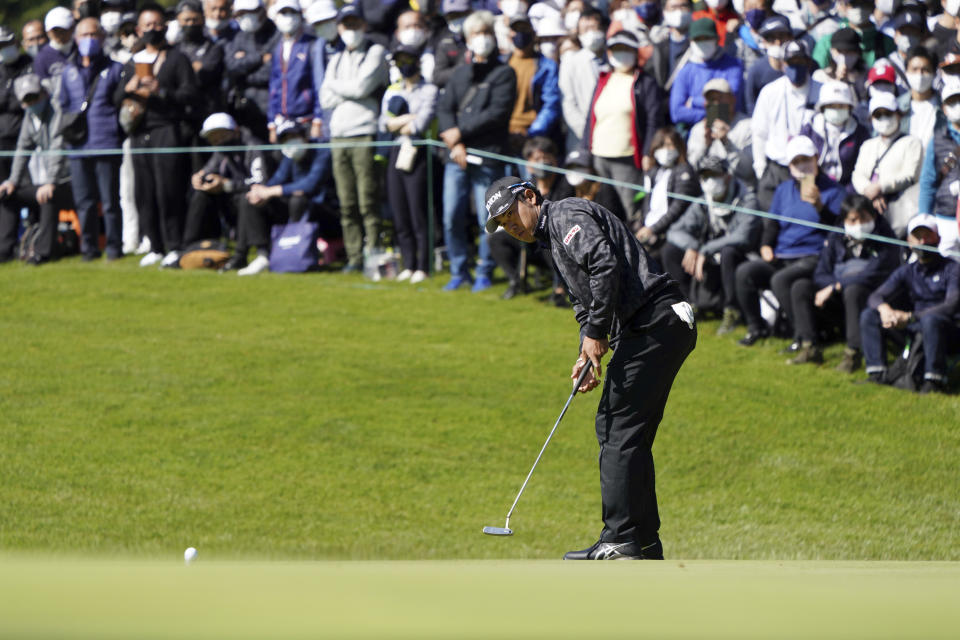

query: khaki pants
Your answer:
[331,135,379,266]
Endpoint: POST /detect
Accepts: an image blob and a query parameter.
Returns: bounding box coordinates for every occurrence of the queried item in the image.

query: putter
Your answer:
[483,360,594,536]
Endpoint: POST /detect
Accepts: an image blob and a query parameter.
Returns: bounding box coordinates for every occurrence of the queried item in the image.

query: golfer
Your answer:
[484,177,697,560]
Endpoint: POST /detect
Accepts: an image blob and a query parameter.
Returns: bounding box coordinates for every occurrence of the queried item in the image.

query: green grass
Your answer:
[1,256,959,560]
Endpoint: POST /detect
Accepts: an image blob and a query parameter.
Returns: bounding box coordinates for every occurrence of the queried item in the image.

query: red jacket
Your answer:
[692,6,740,47]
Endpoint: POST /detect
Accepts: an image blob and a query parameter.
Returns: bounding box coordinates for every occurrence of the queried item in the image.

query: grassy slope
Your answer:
[1,258,958,560]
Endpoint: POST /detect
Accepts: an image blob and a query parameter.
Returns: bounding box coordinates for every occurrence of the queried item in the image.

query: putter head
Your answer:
[482,526,514,536]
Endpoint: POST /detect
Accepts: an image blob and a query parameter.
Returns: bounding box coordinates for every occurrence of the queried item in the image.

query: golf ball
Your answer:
[184,547,198,564]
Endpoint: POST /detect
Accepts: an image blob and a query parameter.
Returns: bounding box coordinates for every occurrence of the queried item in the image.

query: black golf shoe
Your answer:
[563,539,663,560]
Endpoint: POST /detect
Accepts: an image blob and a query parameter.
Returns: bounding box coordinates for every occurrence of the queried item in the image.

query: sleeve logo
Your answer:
[563,225,582,245]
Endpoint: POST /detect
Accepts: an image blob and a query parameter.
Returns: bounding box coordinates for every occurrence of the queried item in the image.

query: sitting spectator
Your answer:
[431,0,470,89]
[635,127,700,250]
[224,0,280,141]
[743,13,790,114]
[584,29,663,220]
[735,135,845,346]
[669,18,743,127]
[662,155,761,327]
[800,80,869,186]
[59,17,125,261]
[436,10,516,292]
[505,14,561,157]
[851,92,923,236]
[686,77,752,183]
[320,3,388,272]
[812,0,894,70]
[645,0,692,91]
[35,7,77,86]
[0,74,72,265]
[811,27,868,107]
[0,26,32,183]
[559,7,604,149]
[21,20,49,62]
[267,0,319,143]
[691,0,740,48]
[788,194,899,368]
[379,44,438,285]
[564,147,627,220]
[860,214,960,393]
[917,80,960,258]
[902,46,939,156]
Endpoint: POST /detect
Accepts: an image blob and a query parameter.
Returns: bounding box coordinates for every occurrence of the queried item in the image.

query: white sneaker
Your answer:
[397,268,413,281]
[410,270,428,284]
[160,251,181,268]
[238,255,269,276]
[139,251,163,267]
[134,237,152,255]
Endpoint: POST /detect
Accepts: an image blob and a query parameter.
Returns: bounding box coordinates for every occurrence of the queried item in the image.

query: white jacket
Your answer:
[851,133,923,197]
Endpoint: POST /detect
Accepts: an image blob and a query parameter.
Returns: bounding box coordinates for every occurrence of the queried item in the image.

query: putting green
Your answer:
[1,556,956,638]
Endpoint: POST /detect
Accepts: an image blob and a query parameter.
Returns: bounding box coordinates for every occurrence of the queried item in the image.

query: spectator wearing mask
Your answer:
[663,155,761,324]
[357,0,409,46]
[392,9,435,84]
[646,0,692,90]
[559,8,604,149]
[735,135,845,346]
[788,194,899,368]
[692,0,741,48]
[0,75,72,264]
[267,0,320,144]
[0,26,32,183]
[584,29,664,220]
[752,39,819,210]
[436,10,516,292]
[21,20,49,62]
[534,13,567,62]
[860,214,960,393]
[100,0,132,57]
[321,3,388,273]
[35,7,78,86]
[917,80,960,257]
[669,18,744,127]
[379,44,438,285]
[812,0,895,69]
[305,0,342,141]
[686,77,753,182]
[176,0,225,118]
[564,147,628,220]
[506,14,561,153]
[851,91,923,236]
[799,80,869,186]
[115,4,199,268]
[635,127,700,248]
[432,0,471,89]
[224,0,280,141]
[812,27,868,106]
[886,9,926,83]
[787,0,841,44]
[72,0,100,21]
[728,0,771,74]
[933,0,958,62]
[204,0,237,45]
[902,46,939,156]
[59,17,125,261]
[743,13,790,114]
[234,120,332,275]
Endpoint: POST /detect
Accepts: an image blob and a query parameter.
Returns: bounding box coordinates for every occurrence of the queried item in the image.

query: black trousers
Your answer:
[0,183,73,260]
[132,125,188,254]
[596,291,697,545]
[735,255,819,333]
[385,147,429,273]
[790,280,871,348]
[184,190,240,246]
[488,231,555,285]
[661,243,748,312]
[235,195,340,256]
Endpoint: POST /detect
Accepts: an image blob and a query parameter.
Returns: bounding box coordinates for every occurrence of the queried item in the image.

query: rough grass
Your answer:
[1,257,958,560]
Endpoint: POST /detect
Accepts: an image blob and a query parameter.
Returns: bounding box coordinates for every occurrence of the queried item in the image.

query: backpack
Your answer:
[178,240,231,269]
[882,332,925,392]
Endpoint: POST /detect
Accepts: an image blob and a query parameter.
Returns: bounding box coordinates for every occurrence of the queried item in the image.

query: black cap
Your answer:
[698,155,730,175]
[483,176,535,233]
[831,27,861,52]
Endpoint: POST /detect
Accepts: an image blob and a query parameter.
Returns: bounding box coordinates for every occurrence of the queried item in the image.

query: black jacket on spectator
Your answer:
[0,55,32,144]
[178,35,226,119]
[114,47,199,132]
[640,161,701,236]
[199,127,272,193]
[813,215,900,292]
[437,59,516,156]
[224,19,281,123]
[430,27,466,89]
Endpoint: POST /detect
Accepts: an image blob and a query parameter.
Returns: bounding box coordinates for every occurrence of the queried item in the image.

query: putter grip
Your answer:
[573,359,594,390]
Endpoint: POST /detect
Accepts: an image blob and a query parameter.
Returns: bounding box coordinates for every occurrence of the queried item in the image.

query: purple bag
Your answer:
[270,215,319,273]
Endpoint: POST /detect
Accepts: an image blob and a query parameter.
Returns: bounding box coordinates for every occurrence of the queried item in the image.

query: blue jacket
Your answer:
[767,174,845,258]
[813,215,900,290]
[268,32,320,124]
[669,52,743,126]
[527,54,561,138]
[309,37,343,139]
[33,42,76,81]
[744,56,781,115]
[266,148,332,207]
[918,121,960,219]
[58,56,125,151]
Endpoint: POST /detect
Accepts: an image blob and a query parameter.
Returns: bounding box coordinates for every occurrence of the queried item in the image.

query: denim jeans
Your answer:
[860,308,960,379]
[442,160,502,279]
[70,155,122,257]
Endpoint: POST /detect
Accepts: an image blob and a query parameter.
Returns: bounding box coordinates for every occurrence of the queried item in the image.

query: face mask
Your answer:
[609,49,637,71]
[142,29,167,48]
[663,9,692,29]
[396,60,419,77]
[745,9,766,31]
[314,21,337,41]
[872,115,898,136]
[468,34,496,59]
[906,72,933,94]
[700,177,727,199]
[566,171,586,186]
[844,219,875,241]
[26,99,48,117]
[765,43,784,60]
[501,0,528,17]
[539,41,557,59]
[790,159,817,179]
[895,34,918,54]
[823,107,849,127]
[49,39,72,53]
[282,143,307,161]
[166,21,182,45]
[340,29,364,49]
[691,39,717,62]
[398,27,427,48]
[275,13,302,35]
[944,102,960,124]
[0,46,18,64]
[564,11,581,31]
[654,147,679,167]
[77,37,102,57]
[26,45,41,59]
[637,3,661,24]
[206,18,226,31]
[949,0,960,16]
[182,24,205,43]
[846,7,867,26]
[238,14,262,33]
[102,11,122,34]
[512,30,534,50]
[580,30,605,53]
[785,63,809,86]
[613,9,640,30]
[875,0,894,14]
[832,50,859,68]
[705,0,729,8]
[447,16,466,35]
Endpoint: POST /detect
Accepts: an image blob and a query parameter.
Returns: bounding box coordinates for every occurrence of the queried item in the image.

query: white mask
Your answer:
[906,72,933,94]
[895,34,918,54]
[0,45,18,64]
[613,8,640,30]
[314,21,337,41]
[340,29,364,50]
[49,39,72,53]
[846,7,867,26]
[872,114,898,136]
[875,0,895,13]
[690,39,717,62]
[501,0,528,18]
[238,14,262,33]
[844,219,875,241]
[654,147,679,167]
[949,0,960,16]
[823,107,850,127]
[580,29,605,53]
[206,17,226,32]
[944,102,960,124]
[609,49,637,71]
[831,50,859,69]
[566,171,586,186]
[468,34,496,59]
[663,10,692,29]
[700,177,727,199]
[564,10,581,32]
[275,13,302,35]
[765,43,783,60]
[101,11,122,35]
[705,0,729,8]
[539,41,557,59]
[398,27,427,48]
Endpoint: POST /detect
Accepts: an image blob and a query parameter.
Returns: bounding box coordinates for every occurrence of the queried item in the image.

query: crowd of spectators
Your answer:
[0,0,959,391]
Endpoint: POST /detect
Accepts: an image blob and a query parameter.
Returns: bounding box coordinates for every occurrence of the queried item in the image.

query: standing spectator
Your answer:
[691,0,741,48]
[635,127,700,248]
[392,9,435,84]
[357,0,409,45]
[685,77,753,181]
[436,10,516,291]
[811,0,895,69]
[176,0,225,118]
[932,0,958,62]
[59,17,125,261]
[0,75,72,265]
[786,0,841,44]
[431,0,471,89]
[72,0,101,21]
[559,8,604,149]
[100,0,133,58]
[917,80,960,257]
[669,18,743,127]
[21,20,49,62]
[752,39,819,211]
[727,0,770,73]
[506,14,561,155]
[305,0,342,141]
[204,0,238,45]
[534,13,567,62]
[735,135,845,346]
[789,195,899,368]
[115,4,199,267]
[886,9,927,82]
[267,0,320,144]
[811,27,868,107]
[860,214,960,393]
[224,0,280,141]
[799,80,869,186]
[743,13,790,114]
[379,44,438,284]
[320,3,388,272]
[0,26,32,184]
[903,46,939,156]
[646,0,693,91]
[35,7,78,87]
[584,30,664,220]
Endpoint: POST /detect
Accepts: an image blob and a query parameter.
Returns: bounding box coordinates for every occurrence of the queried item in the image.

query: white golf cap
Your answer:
[869,91,899,115]
[305,0,337,24]
[907,213,941,238]
[535,14,567,38]
[273,0,302,13]
[45,6,75,32]
[200,112,238,138]
[233,0,263,10]
[786,135,817,163]
[701,77,732,96]
[815,80,855,110]
[941,78,960,103]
